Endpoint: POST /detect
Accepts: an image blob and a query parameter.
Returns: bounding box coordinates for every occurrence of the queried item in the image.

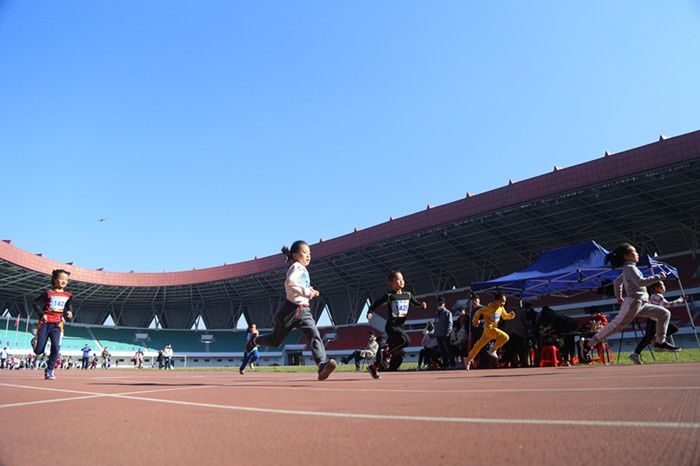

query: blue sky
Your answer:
[2,1,699,276]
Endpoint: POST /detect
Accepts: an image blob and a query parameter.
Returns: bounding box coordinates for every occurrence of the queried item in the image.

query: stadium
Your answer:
[4,2,700,464]
[2,130,699,368]
[2,130,700,466]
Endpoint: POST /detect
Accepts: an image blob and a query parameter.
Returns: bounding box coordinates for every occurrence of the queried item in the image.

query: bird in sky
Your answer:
[98,218,108,223]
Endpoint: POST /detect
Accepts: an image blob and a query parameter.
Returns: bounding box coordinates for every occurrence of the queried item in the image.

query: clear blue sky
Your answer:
[2,1,699,274]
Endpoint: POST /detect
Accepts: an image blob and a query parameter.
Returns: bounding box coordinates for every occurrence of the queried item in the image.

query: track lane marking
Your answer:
[0,382,697,429]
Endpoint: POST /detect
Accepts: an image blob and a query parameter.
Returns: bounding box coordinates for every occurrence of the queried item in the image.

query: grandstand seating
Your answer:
[1,326,95,353]
[2,328,34,351]
[59,326,98,353]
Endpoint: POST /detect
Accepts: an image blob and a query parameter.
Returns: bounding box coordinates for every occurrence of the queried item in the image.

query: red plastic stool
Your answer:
[539,346,561,367]
[595,343,614,364]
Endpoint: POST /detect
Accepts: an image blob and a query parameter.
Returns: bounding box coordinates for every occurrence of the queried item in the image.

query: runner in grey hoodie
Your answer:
[580,243,680,362]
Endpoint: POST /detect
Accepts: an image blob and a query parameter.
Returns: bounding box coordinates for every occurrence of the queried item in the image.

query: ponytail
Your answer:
[605,243,634,268]
[281,246,292,261]
[281,240,308,262]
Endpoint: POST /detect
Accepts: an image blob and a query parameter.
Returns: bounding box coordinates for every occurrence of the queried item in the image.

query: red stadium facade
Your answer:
[2,130,700,330]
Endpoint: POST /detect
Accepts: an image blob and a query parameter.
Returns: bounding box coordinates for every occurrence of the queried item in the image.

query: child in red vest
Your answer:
[32,269,74,380]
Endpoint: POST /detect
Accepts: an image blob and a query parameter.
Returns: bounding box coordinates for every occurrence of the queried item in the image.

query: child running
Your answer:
[580,243,680,362]
[239,323,260,375]
[464,291,514,371]
[366,271,427,378]
[32,269,74,380]
[628,281,685,364]
[247,241,337,381]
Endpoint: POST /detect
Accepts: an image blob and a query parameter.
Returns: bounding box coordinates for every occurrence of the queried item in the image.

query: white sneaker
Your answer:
[628,353,642,365]
[465,361,471,371]
[44,370,55,380]
[487,350,499,360]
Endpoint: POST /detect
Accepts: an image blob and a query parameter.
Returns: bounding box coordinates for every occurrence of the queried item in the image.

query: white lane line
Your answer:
[213,385,700,394]
[1,382,697,429]
[102,394,700,430]
[0,382,218,410]
[0,395,105,409]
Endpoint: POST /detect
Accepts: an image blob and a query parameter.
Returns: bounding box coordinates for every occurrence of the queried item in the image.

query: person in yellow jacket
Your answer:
[465,292,515,371]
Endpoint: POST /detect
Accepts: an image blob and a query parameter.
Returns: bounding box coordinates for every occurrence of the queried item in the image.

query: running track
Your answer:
[1,363,698,465]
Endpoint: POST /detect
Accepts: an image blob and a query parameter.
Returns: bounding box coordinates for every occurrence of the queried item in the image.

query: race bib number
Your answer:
[49,296,69,313]
[392,300,410,317]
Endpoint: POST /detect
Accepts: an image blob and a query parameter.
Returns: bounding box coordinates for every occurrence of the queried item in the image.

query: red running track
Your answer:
[1,363,699,466]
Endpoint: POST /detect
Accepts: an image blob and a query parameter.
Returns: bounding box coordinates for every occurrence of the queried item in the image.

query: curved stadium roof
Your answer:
[2,130,699,328]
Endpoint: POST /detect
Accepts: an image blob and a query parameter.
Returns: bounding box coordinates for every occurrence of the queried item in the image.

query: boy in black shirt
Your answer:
[367,271,426,375]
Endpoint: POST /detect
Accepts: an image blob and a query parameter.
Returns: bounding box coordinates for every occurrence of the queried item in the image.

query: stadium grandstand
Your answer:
[2,130,699,367]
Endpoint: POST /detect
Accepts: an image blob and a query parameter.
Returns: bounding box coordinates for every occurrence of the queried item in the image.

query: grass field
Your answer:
[170,348,700,373]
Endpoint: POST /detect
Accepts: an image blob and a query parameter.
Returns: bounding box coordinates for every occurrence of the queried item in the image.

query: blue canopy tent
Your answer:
[470,241,699,349]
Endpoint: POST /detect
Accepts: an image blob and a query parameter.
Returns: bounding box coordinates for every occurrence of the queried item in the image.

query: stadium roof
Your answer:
[2,130,699,328]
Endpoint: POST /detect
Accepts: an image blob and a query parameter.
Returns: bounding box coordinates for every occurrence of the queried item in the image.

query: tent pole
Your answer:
[677,279,700,350]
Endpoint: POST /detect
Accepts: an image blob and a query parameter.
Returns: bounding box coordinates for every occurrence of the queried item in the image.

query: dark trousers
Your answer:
[240,349,260,371]
[435,336,454,368]
[256,300,327,364]
[385,321,410,355]
[342,350,369,369]
[503,334,529,367]
[81,357,89,369]
[635,320,679,354]
[35,322,61,371]
[418,347,439,368]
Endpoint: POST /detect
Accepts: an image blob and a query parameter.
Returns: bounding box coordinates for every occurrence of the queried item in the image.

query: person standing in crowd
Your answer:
[367,271,427,376]
[157,349,164,369]
[250,241,337,381]
[163,344,173,369]
[134,348,144,369]
[81,344,91,370]
[90,353,98,369]
[1,347,7,369]
[523,302,538,365]
[101,347,111,369]
[434,297,454,368]
[32,269,74,380]
[464,292,515,371]
[240,323,260,375]
[580,244,680,361]
[628,280,685,364]
[500,302,530,368]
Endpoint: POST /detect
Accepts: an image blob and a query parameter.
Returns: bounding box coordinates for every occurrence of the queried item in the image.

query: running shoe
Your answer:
[653,341,681,352]
[464,360,471,371]
[628,353,642,365]
[368,363,380,379]
[486,349,499,360]
[44,370,55,380]
[317,359,337,381]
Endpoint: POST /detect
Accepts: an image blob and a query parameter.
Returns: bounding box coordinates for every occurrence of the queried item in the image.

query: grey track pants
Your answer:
[591,297,670,346]
[256,300,327,364]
